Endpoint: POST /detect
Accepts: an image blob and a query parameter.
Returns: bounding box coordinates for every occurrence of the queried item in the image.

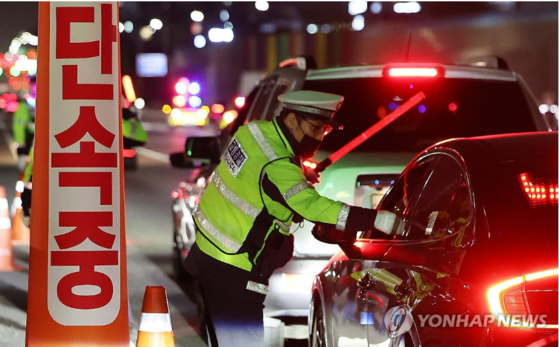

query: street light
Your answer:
[194,35,207,49]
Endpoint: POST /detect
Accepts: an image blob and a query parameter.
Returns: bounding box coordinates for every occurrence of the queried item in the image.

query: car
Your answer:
[310,131,558,347]
[170,56,551,341]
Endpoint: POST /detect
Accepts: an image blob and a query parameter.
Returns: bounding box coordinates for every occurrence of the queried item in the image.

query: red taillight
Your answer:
[487,269,559,329]
[388,67,438,77]
[123,149,136,158]
[518,173,558,207]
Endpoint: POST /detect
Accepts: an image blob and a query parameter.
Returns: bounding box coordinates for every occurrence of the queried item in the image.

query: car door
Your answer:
[372,151,475,346]
[327,155,440,346]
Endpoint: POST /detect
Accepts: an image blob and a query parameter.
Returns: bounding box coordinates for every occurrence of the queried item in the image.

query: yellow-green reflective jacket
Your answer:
[13,102,34,145]
[194,118,347,272]
[122,118,148,143]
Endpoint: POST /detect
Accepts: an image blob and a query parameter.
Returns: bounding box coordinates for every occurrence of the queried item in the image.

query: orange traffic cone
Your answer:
[136,286,176,347]
[0,186,17,271]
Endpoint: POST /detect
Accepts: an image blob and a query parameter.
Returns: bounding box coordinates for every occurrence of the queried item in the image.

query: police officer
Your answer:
[12,96,35,172]
[186,90,395,346]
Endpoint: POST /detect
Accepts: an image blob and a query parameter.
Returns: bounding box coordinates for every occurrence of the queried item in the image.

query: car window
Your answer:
[264,79,290,121]
[248,79,278,121]
[404,155,466,241]
[302,77,539,153]
[363,155,440,239]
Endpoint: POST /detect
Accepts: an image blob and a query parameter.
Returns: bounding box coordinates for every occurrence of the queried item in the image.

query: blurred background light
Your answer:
[173,95,187,108]
[150,18,163,30]
[234,96,245,108]
[194,35,207,49]
[139,26,153,41]
[134,98,145,110]
[394,2,422,14]
[211,103,225,114]
[306,24,318,34]
[321,24,332,34]
[370,1,383,14]
[189,96,202,108]
[191,10,204,22]
[124,21,134,33]
[162,104,172,114]
[348,1,367,15]
[10,66,20,77]
[188,82,201,95]
[255,1,269,11]
[220,10,230,22]
[224,21,233,29]
[208,28,234,43]
[549,104,558,114]
[175,78,189,94]
[352,15,365,31]
[119,22,124,33]
[539,104,549,113]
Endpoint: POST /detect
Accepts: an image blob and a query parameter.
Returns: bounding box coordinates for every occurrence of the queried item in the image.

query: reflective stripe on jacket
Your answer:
[194,118,347,272]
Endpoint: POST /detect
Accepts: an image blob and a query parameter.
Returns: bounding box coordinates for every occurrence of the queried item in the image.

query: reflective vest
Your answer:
[194,118,348,272]
[13,102,34,146]
[122,118,148,144]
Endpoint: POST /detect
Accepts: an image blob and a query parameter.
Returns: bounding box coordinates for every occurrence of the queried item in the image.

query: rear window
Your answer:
[303,77,538,152]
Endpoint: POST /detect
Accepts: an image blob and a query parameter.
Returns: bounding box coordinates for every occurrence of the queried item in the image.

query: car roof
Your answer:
[431,131,558,167]
[305,63,518,82]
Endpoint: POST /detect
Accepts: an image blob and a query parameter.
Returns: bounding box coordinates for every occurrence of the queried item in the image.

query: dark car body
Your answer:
[310,131,558,347]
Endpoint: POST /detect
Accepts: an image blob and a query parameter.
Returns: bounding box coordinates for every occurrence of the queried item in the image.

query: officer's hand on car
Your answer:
[303,166,321,185]
[374,210,397,235]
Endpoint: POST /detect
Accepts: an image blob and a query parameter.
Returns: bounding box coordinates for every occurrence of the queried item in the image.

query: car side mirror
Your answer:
[169,152,195,168]
[184,136,221,164]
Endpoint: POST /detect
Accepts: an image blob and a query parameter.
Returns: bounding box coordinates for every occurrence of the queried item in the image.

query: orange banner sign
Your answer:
[26,3,129,346]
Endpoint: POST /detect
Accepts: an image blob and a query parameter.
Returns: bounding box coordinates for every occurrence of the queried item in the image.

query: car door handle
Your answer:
[357,272,376,289]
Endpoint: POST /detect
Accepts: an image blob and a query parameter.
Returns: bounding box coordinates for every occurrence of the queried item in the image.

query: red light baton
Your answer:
[315,91,426,173]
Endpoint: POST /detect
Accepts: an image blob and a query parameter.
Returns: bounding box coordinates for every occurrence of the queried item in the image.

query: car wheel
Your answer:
[310,299,327,347]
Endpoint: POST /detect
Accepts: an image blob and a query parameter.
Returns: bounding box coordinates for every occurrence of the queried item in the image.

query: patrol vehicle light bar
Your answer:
[315,91,426,173]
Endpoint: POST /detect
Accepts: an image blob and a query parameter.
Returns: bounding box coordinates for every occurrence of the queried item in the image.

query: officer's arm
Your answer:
[264,158,377,233]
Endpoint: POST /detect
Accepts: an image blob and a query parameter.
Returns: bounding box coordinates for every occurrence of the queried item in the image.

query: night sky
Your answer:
[0,2,39,51]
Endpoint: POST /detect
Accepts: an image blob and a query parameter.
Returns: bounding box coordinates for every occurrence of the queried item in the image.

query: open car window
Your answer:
[402,154,470,241]
[360,155,440,239]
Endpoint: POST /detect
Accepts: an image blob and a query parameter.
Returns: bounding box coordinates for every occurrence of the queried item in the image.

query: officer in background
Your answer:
[186,90,395,346]
[12,96,35,172]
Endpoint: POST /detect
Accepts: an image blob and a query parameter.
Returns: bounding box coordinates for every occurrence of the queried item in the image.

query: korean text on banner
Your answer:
[26,3,129,346]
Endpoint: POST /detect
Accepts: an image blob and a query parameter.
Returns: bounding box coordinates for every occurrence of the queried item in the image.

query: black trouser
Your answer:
[186,244,267,347]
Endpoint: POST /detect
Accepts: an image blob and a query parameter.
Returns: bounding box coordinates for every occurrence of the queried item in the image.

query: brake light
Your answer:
[388,67,438,77]
[518,173,558,207]
[487,269,559,329]
[303,160,317,169]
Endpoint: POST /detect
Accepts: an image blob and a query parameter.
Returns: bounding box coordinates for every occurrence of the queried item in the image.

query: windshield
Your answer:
[303,77,538,152]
